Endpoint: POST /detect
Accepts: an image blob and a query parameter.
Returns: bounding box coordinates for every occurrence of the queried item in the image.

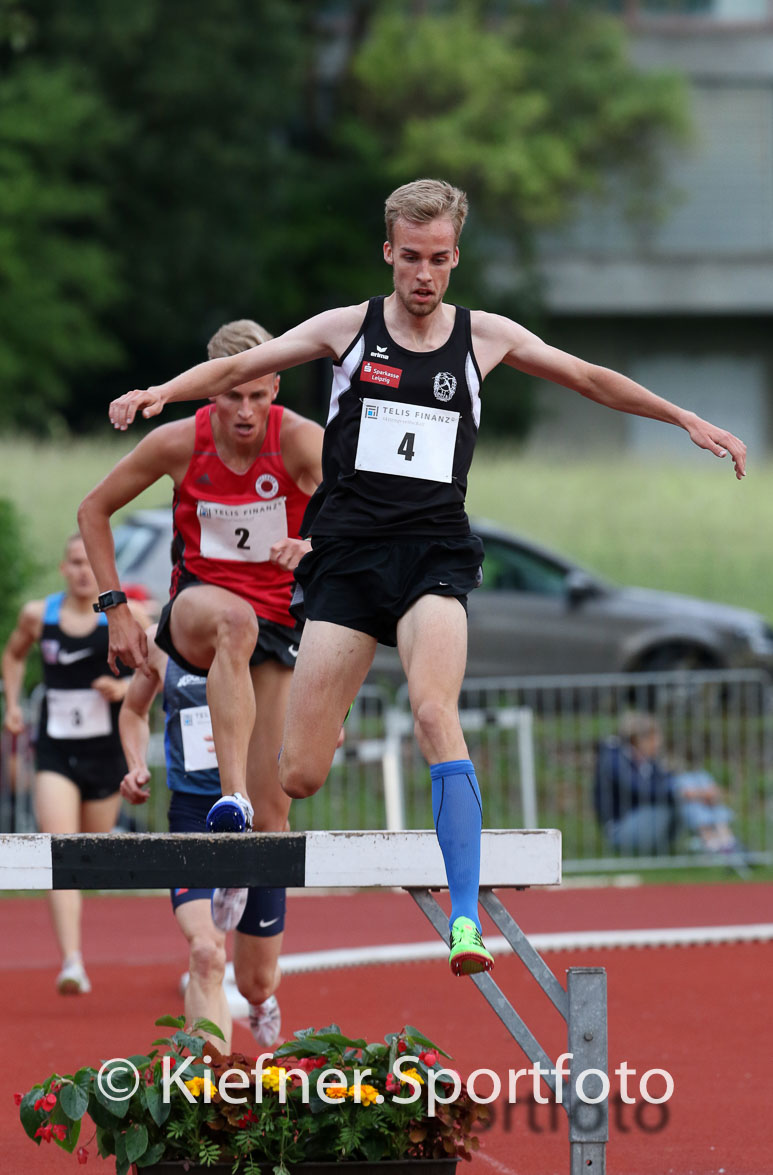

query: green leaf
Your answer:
[89,1094,123,1131]
[143,1082,171,1127]
[310,1031,366,1049]
[170,1029,210,1055]
[190,1016,226,1041]
[135,1140,166,1167]
[19,1088,44,1141]
[59,1081,89,1120]
[403,1026,452,1058]
[93,1073,130,1119]
[154,1014,186,1030]
[96,1123,116,1158]
[124,1122,148,1163]
[49,1106,81,1154]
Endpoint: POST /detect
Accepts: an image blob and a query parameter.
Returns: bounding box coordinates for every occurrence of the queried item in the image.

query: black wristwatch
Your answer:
[93,590,128,613]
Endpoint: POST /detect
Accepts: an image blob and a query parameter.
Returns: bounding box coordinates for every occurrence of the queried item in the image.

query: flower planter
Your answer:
[133,1161,459,1174]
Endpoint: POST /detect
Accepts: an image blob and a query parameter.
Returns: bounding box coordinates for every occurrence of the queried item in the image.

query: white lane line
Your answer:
[276,923,773,974]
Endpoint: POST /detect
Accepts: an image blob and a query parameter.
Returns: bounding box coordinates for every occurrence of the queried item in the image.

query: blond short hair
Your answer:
[385,179,468,246]
[618,711,660,746]
[207,319,273,359]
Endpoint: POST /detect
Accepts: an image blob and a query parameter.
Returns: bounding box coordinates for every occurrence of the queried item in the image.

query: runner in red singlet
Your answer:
[78,319,323,1038]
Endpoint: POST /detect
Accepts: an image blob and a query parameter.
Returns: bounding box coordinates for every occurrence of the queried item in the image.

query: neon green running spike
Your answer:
[449,916,494,977]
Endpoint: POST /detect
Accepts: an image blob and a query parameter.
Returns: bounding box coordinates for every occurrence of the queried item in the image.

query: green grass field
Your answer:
[1,435,770,624]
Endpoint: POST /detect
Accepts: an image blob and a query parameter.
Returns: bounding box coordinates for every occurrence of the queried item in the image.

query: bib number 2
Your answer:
[198,498,288,562]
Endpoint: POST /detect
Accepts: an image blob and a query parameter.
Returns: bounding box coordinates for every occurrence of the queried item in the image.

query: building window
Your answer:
[592,0,772,22]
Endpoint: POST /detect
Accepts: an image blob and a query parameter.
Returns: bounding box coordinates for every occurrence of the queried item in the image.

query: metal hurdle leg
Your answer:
[408,886,608,1175]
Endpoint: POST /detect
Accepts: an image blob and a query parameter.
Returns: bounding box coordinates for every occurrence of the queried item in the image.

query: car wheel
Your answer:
[629,643,722,711]
[634,643,720,673]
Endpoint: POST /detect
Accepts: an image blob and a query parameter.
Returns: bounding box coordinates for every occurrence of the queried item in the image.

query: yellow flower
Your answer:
[261,1066,288,1093]
[347,1083,381,1105]
[323,1084,348,1099]
[184,1076,217,1099]
[399,1067,424,1086]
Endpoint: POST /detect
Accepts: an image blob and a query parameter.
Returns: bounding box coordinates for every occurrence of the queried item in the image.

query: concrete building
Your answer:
[521,0,773,459]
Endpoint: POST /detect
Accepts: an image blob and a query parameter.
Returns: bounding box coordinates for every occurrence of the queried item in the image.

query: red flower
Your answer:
[385,1073,401,1093]
[397,1040,407,1054]
[421,1050,438,1067]
[50,1081,61,1093]
[34,1123,53,1143]
[295,1056,325,1074]
[34,1091,58,1113]
[13,1093,22,1106]
[51,1123,67,1140]
[76,1145,89,1165]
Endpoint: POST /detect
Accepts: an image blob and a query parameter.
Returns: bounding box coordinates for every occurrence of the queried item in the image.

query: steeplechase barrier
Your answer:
[0,828,607,1173]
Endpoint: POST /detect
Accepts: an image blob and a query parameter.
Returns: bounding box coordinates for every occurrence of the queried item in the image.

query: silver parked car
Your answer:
[114,508,773,679]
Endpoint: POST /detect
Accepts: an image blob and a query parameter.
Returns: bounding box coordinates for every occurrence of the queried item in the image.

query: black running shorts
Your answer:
[156,577,302,676]
[291,534,484,647]
[35,739,124,802]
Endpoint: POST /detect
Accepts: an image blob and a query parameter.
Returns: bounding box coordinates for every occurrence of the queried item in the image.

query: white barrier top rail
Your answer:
[0,829,561,891]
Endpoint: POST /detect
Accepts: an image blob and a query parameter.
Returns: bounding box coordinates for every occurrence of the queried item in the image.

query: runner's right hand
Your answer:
[109,387,166,430]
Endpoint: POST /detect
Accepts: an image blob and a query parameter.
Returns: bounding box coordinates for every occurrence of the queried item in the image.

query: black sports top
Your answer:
[38,591,130,751]
[304,296,483,538]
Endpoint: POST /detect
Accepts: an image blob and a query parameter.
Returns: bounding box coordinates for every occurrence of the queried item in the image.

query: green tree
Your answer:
[0,497,35,648]
[340,0,688,435]
[0,28,125,430]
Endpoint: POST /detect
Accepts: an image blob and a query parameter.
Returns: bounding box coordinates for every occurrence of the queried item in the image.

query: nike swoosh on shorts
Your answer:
[259,918,279,929]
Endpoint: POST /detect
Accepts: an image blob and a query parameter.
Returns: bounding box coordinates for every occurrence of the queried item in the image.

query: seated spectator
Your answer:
[594,711,680,855]
[594,711,741,856]
[671,761,739,853]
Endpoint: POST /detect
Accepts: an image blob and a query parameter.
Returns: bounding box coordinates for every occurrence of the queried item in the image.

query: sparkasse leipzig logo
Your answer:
[255,474,279,499]
[433,372,456,403]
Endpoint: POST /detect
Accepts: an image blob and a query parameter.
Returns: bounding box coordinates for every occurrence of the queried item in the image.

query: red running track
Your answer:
[1,881,772,1175]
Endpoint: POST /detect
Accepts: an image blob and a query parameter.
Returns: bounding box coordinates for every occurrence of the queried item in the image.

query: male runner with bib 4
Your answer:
[108,180,746,977]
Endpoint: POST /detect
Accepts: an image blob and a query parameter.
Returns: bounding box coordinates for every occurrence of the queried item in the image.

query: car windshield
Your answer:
[114,522,159,577]
[480,537,568,597]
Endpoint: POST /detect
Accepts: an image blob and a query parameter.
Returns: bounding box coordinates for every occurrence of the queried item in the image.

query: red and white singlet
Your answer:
[171,404,310,627]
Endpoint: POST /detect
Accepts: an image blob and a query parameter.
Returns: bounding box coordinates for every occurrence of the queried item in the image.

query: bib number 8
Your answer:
[398,432,416,462]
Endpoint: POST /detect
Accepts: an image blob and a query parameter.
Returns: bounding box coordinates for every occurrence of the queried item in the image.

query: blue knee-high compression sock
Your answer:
[430,759,482,932]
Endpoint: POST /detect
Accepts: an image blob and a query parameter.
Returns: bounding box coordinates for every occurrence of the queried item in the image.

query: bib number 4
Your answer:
[397,432,416,462]
[355,398,459,483]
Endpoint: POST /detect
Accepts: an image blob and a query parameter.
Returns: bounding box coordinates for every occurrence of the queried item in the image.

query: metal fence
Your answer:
[3,671,772,872]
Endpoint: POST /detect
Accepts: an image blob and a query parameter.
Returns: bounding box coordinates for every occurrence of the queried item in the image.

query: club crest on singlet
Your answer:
[255,473,280,499]
[433,372,457,403]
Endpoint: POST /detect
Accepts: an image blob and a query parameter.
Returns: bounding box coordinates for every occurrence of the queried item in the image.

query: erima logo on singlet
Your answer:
[370,345,389,359]
[433,372,457,402]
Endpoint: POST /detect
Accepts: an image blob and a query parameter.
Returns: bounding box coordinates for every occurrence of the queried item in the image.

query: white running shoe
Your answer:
[211,886,250,931]
[56,955,91,995]
[249,994,281,1049]
[206,792,254,833]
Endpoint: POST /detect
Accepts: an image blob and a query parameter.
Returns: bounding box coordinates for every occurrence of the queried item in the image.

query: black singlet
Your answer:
[304,296,483,538]
[37,591,129,757]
